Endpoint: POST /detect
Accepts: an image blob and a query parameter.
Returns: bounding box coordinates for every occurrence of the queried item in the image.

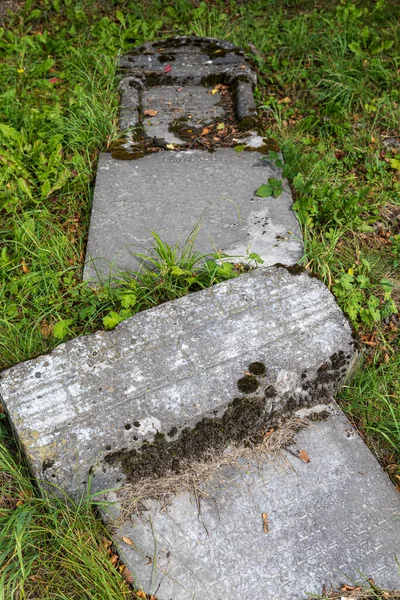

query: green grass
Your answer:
[0,436,136,599]
[0,0,399,595]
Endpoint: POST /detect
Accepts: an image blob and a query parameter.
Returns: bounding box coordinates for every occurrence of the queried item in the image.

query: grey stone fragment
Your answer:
[107,405,400,600]
[119,36,257,137]
[0,267,356,498]
[83,149,303,282]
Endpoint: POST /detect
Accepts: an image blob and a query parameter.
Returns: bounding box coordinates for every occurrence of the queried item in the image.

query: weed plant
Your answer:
[0,0,400,594]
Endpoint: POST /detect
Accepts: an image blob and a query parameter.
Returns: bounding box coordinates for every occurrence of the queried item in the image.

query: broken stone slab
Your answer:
[83,148,303,283]
[105,404,400,600]
[0,267,357,499]
[119,36,258,141]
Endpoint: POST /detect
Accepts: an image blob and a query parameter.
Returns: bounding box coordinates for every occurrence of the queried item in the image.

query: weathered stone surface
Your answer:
[119,36,257,140]
[83,149,303,282]
[107,404,400,600]
[0,268,356,498]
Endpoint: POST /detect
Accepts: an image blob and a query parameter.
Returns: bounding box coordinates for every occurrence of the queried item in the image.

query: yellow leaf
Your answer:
[121,536,134,546]
[21,259,29,274]
[298,449,310,463]
[261,512,269,534]
[348,268,354,275]
[166,144,175,150]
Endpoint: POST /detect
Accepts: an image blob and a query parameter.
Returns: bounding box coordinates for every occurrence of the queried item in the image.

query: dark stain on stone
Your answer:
[158,54,176,63]
[237,375,259,394]
[264,385,277,398]
[273,263,306,276]
[168,426,178,437]
[125,423,132,430]
[111,147,153,160]
[133,421,140,427]
[238,114,260,132]
[35,372,42,378]
[248,361,266,376]
[42,459,54,473]
[106,445,111,451]
[105,394,267,481]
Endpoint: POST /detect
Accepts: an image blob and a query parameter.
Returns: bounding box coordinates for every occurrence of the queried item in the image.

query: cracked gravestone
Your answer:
[83,37,303,282]
[0,267,357,498]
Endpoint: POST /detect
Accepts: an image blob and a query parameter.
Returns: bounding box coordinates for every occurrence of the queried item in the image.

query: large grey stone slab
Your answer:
[84,149,303,282]
[107,405,400,600]
[0,268,356,498]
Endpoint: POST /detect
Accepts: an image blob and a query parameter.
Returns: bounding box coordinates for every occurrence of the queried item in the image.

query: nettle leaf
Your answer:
[103,311,124,330]
[255,184,273,197]
[53,319,74,339]
[234,144,246,153]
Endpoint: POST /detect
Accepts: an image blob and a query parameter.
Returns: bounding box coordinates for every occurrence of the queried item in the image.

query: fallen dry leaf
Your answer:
[263,428,274,437]
[135,591,147,599]
[120,564,134,584]
[40,321,54,337]
[21,258,29,273]
[121,536,134,546]
[143,110,158,117]
[261,512,269,534]
[110,554,119,566]
[201,127,211,136]
[298,449,310,463]
[164,64,172,73]
[340,584,361,592]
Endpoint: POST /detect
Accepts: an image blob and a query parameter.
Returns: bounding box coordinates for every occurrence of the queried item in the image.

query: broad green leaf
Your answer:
[255,184,273,197]
[118,291,137,309]
[103,311,124,330]
[0,123,21,142]
[248,252,264,264]
[356,274,370,289]
[53,319,74,339]
[234,145,246,153]
[339,273,354,290]
[170,266,188,276]
[116,10,125,25]
[390,158,400,170]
